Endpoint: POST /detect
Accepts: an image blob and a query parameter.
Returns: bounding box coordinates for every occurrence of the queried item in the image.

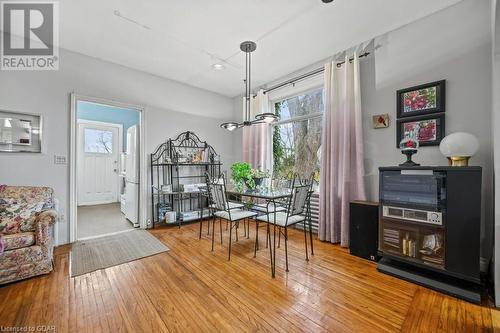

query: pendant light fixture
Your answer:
[221,41,279,131]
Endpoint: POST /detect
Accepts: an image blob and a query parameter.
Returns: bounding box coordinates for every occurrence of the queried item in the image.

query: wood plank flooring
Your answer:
[0,221,498,332]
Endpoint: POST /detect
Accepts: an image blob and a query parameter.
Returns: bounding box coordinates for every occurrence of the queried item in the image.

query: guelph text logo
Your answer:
[1,1,59,70]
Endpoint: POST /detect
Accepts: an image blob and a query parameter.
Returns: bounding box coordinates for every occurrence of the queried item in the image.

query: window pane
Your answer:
[84,128,113,153]
[273,116,322,182]
[274,87,324,122]
[273,88,324,183]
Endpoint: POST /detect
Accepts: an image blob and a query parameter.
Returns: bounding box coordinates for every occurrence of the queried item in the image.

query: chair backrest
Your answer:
[289,184,310,216]
[205,173,228,212]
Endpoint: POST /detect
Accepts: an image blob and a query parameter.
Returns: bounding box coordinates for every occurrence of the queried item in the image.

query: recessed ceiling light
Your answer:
[322,0,334,3]
[212,63,225,71]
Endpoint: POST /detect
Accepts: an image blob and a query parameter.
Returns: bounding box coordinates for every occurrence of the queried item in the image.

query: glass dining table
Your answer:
[225,185,292,278]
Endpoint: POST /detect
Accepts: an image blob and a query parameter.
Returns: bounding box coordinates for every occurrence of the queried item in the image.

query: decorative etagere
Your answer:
[150,131,221,228]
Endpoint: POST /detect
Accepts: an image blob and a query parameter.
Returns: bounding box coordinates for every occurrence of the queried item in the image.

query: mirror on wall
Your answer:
[0,110,42,153]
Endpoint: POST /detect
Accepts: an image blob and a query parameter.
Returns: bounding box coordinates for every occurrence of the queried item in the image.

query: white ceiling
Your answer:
[59,0,463,97]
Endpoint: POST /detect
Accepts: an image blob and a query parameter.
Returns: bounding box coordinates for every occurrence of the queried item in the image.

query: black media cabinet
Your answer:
[377,166,482,303]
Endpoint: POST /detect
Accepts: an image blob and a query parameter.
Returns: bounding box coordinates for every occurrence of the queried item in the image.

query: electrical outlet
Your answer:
[54,155,67,165]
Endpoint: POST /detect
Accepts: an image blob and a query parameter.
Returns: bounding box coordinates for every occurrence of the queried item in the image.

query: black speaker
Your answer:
[349,201,379,261]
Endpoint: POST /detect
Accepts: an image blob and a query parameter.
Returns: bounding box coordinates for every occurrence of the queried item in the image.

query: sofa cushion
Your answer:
[0,185,54,208]
[3,232,35,251]
[0,201,45,234]
[0,245,46,270]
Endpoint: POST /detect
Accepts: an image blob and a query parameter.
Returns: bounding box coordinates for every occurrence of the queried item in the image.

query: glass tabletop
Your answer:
[225,186,292,200]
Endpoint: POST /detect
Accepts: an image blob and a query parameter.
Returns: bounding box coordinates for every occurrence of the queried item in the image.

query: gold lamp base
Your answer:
[447,156,471,166]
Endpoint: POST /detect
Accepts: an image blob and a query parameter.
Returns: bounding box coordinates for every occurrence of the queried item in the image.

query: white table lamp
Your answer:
[439,132,479,166]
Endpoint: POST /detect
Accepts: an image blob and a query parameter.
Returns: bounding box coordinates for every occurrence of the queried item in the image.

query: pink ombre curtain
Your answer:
[319,52,366,247]
[242,89,273,172]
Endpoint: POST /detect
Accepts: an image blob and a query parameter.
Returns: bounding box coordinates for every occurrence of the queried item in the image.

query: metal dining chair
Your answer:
[250,172,292,255]
[201,173,244,241]
[255,175,314,272]
[205,174,257,260]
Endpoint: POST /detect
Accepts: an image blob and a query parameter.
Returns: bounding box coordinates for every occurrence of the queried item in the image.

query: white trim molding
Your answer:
[69,93,147,242]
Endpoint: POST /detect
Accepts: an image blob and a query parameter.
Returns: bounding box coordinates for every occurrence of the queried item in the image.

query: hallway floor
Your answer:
[77,203,134,239]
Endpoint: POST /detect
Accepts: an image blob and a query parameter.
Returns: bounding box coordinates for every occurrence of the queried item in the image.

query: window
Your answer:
[272,87,323,182]
[84,128,113,153]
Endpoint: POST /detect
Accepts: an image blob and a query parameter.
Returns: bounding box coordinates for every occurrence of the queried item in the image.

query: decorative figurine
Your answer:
[399,137,420,167]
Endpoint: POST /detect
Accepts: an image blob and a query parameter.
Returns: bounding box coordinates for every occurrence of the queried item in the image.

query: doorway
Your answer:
[70,95,145,241]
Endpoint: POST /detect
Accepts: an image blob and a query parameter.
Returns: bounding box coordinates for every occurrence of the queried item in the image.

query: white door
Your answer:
[77,121,121,205]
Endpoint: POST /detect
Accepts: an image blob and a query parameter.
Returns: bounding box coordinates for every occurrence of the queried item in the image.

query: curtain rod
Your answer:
[260,52,370,96]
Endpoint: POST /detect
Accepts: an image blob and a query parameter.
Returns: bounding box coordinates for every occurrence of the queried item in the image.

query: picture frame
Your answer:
[396,113,445,147]
[0,110,42,153]
[397,80,445,118]
[372,114,390,129]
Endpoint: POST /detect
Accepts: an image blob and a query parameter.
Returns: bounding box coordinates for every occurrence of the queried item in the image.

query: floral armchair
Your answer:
[0,185,57,284]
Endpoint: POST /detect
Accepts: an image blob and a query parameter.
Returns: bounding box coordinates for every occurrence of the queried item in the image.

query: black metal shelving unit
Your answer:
[150,131,221,228]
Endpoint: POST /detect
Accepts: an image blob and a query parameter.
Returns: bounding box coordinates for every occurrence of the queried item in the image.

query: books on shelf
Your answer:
[383,228,400,249]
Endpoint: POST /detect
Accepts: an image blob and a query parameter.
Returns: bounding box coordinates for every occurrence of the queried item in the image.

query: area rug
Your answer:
[70,230,169,277]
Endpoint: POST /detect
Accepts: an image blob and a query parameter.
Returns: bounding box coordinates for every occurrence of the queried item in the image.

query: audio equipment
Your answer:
[349,201,379,261]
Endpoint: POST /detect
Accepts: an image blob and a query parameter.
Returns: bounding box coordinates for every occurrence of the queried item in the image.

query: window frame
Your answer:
[269,75,324,186]
[268,74,324,126]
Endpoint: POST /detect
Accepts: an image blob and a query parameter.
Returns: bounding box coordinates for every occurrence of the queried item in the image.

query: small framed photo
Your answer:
[397,80,445,118]
[372,114,390,129]
[396,113,445,147]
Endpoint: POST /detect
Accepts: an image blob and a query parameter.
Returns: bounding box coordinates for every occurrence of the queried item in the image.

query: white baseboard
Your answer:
[76,228,139,242]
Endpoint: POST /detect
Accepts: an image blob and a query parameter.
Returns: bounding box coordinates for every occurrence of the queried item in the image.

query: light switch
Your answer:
[54,155,67,165]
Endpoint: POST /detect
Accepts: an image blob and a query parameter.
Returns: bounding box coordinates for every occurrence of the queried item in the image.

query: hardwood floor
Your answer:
[0,221,498,332]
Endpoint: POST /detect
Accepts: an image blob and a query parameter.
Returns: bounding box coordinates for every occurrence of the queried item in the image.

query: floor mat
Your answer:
[70,230,169,277]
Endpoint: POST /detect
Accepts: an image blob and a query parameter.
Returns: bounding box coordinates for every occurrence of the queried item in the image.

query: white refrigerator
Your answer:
[125,125,139,227]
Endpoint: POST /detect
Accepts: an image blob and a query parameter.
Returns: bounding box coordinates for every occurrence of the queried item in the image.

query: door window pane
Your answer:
[84,128,113,153]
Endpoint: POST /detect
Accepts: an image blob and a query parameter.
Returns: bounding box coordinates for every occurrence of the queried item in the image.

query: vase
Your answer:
[399,149,420,167]
[253,177,264,187]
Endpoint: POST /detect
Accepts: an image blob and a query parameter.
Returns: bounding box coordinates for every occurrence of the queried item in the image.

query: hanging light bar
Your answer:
[220,41,279,131]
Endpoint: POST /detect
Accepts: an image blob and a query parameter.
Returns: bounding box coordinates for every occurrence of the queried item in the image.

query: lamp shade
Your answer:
[439,132,479,166]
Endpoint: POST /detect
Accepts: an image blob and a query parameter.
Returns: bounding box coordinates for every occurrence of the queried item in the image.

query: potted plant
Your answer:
[251,168,270,187]
[231,163,271,191]
[230,162,255,192]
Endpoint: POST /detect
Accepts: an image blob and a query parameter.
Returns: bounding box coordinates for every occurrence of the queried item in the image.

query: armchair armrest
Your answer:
[34,209,57,254]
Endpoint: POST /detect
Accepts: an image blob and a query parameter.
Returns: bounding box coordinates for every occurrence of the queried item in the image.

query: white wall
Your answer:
[0,49,236,245]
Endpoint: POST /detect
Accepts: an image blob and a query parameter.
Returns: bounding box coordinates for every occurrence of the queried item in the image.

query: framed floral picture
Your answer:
[396,113,445,147]
[397,80,445,118]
